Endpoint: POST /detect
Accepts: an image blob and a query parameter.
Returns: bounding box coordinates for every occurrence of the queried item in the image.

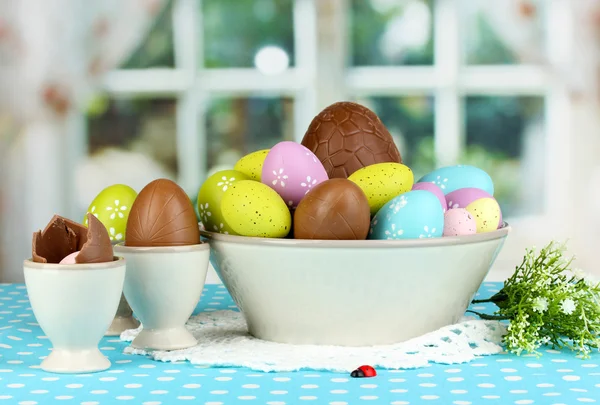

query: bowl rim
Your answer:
[200,222,511,248]
[113,242,209,253]
[23,256,126,270]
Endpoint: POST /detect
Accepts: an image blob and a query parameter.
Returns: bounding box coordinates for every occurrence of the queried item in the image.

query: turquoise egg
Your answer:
[417,165,494,195]
[368,190,444,240]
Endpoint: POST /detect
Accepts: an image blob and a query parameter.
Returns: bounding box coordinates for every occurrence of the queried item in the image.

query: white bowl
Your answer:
[23,257,126,373]
[201,225,510,346]
[113,243,210,350]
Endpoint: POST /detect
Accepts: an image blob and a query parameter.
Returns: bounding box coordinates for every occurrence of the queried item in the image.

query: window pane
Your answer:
[205,97,294,174]
[202,0,295,69]
[464,96,545,217]
[353,96,435,180]
[350,0,434,66]
[460,0,545,65]
[120,0,175,68]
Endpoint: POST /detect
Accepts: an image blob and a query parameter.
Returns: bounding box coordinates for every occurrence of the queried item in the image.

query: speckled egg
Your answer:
[234,149,269,181]
[261,141,328,208]
[84,184,138,243]
[197,169,250,234]
[368,190,444,240]
[411,181,446,212]
[417,165,494,196]
[443,208,477,236]
[348,162,413,215]
[221,180,291,238]
[445,187,502,233]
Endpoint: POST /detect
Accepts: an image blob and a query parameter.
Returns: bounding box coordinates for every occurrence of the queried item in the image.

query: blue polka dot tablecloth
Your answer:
[1,282,599,405]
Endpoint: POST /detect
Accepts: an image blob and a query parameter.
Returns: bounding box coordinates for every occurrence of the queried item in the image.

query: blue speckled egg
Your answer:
[417,165,494,196]
[368,190,444,240]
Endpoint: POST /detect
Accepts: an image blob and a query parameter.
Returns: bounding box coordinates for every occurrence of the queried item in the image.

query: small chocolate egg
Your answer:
[293,178,371,240]
[125,179,199,246]
[84,184,138,243]
[443,208,477,236]
[412,182,446,212]
[348,162,414,215]
[234,149,269,181]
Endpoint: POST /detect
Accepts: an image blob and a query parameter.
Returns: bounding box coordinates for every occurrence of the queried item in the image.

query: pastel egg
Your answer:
[261,141,328,209]
[221,180,291,238]
[348,162,414,215]
[417,165,494,195]
[59,251,80,264]
[368,190,444,240]
[445,187,503,230]
[234,149,269,181]
[84,184,138,243]
[197,169,250,234]
[411,182,446,212]
[443,208,477,236]
[466,198,502,233]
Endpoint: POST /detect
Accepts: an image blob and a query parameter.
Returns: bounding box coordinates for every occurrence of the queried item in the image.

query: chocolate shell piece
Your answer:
[293,178,371,240]
[301,101,402,179]
[125,178,200,247]
[32,213,113,264]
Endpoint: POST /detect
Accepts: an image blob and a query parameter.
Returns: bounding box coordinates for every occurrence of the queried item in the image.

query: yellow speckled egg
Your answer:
[234,149,270,181]
[221,180,291,238]
[465,198,501,233]
[348,162,414,215]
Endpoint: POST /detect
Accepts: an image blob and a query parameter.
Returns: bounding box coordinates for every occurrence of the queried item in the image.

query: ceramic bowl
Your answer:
[23,257,126,373]
[113,243,210,350]
[201,225,510,346]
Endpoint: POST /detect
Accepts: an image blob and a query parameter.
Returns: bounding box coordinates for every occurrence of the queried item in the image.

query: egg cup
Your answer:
[105,292,140,336]
[113,243,210,350]
[23,257,126,373]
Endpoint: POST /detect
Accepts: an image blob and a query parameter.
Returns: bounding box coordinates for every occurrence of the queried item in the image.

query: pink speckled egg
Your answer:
[443,208,477,236]
[445,187,502,232]
[412,181,446,212]
[59,251,80,264]
[261,141,329,208]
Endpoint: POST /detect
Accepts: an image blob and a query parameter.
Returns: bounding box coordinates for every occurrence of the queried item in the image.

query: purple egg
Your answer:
[412,182,446,212]
[445,187,503,228]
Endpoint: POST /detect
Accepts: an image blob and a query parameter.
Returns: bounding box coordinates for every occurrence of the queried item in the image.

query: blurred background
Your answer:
[1,0,600,282]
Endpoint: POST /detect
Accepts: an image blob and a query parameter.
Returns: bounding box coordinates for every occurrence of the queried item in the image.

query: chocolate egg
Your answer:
[293,178,371,240]
[125,179,200,246]
[301,101,401,179]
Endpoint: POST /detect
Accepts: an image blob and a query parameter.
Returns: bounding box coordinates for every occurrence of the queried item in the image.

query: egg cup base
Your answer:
[41,348,110,374]
[105,315,140,336]
[130,326,197,351]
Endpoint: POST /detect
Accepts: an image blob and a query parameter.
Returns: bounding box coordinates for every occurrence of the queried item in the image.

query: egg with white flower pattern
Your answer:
[417,165,494,196]
[261,141,329,209]
[197,169,250,235]
[84,184,138,243]
[368,190,444,240]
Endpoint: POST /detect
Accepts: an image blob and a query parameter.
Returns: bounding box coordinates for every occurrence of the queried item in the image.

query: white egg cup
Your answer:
[105,292,140,336]
[23,257,126,373]
[113,243,210,351]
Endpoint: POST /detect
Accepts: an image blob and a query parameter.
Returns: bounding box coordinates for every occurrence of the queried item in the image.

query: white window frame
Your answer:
[98,0,577,280]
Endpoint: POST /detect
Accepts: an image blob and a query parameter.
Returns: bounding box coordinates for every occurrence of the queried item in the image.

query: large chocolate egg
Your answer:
[125,179,200,246]
[293,178,371,240]
[301,101,401,179]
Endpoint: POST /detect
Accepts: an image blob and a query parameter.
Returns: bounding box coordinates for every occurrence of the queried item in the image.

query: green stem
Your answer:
[466,310,512,321]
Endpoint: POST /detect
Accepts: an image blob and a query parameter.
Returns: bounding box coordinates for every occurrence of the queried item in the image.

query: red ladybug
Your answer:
[350,365,377,378]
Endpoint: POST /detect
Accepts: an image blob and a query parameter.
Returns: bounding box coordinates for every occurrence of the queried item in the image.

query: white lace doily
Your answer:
[120,310,506,372]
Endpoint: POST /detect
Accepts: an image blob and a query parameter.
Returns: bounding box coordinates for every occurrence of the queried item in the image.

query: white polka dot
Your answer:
[563,375,581,381]
[445,369,462,373]
[536,383,554,388]
[557,369,574,373]
[478,383,495,388]
[571,389,588,392]
[81,402,99,405]
[421,395,439,400]
[552,359,568,363]
[7,384,24,388]
[447,377,464,382]
[390,389,408,393]
[91,390,108,394]
[482,396,500,399]
[66,384,82,388]
[391,402,410,405]
[139,364,156,369]
[360,384,377,389]
[420,383,437,387]
[16,352,32,355]
[116,360,132,364]
[99,377,117,381]
[501,368,517,373]
[177,396,195,401]
[30,390,48,394]
[116,396,134,400]
[205,403,223,405]
[331,378,348,383]
[496,359,512,362]
[330,390,348,394]
[299,397,317,401]
[274,377,290,382]
[453,402,471,405]
[164,370,180,374]
[99,347,114,351]
[359,396,378,401]
[157,377,174,381]
[515,401,534,405]
[247,374,265,377]
[525,363,542,368]
[578,398,596,403]
[215,377,232,381]
[125,384,142,388]
[451,390,468,394]
[270,390,288,395]
[7,336,22,341]
[510,390,528,394]
[504,376,522,381]
[242,384,260,389]
[0,369,12,373]
[389,378,406,383]
[418,373,434,377]
[582,364,598,368]
[18,401,37,405]
[108,370,124,374]
[210,391,228,395]
[329,402,347,405]
[7,360,23,365]
[133,374,149,377]
[219,369,237,374]
[543,392,561,396]
[470,363,487,367]
[238,396,257,400]
[302,384,318,389]
[183,384,201,389]
[267,402,286,405]
[0,396,12,400]
[55,396,74,400]
[150,391,168,395]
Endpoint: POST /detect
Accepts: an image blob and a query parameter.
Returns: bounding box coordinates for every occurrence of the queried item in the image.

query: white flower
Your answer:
[384,224,404,239]
[431,176,449,189]
[271,168,288,187]
[306,151,318,163]
[198,202,212,223]
[105,200,128,220]
[217,176,236,192]
[300,176,318,194]
[560,298,576,315]
[389,196,408,214]
[212,223,229,235]
[419,225,437,238]
[108,227,123,242]
[532,297,549,313]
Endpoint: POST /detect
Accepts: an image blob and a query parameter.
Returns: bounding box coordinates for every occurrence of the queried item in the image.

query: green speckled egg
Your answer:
[84,184,138,243]
[348,162,414,215]
[221,180,291,238]
[197,169,250,234]
[234,149,270,181]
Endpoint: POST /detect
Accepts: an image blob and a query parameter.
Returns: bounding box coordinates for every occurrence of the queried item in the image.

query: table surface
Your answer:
[1,282,599,405]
